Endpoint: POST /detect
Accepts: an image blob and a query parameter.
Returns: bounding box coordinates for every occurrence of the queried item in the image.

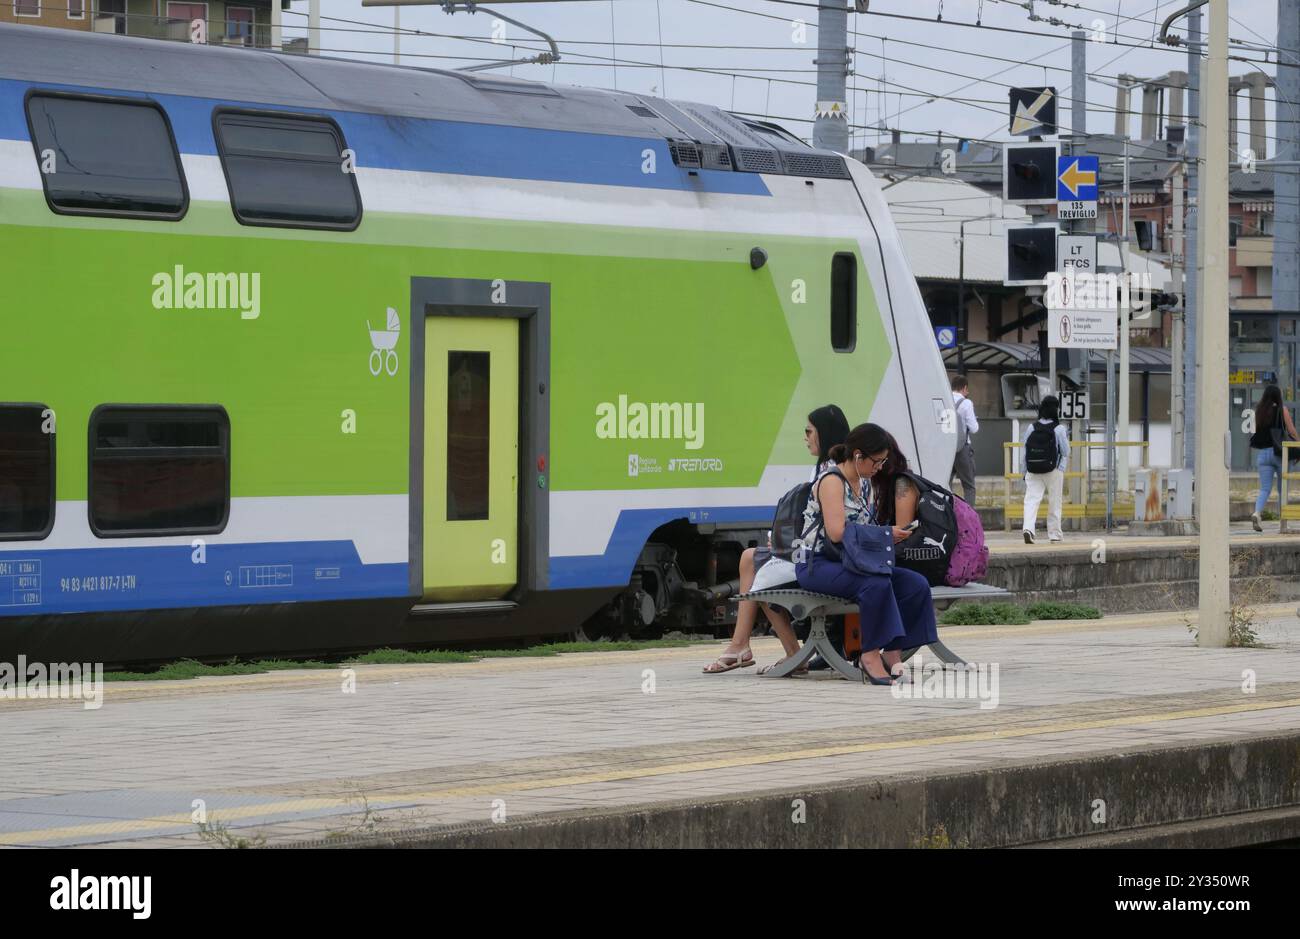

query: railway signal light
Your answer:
[1005,226,1057,285]
[1003,142,1060,204]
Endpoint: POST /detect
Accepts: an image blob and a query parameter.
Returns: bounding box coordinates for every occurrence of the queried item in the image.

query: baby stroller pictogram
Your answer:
[368,307,400,376]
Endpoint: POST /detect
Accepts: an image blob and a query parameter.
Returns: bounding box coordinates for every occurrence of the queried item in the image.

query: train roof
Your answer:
[0,22,850,179]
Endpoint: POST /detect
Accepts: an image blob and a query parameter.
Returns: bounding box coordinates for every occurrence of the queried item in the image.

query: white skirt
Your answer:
[751,555,798,592]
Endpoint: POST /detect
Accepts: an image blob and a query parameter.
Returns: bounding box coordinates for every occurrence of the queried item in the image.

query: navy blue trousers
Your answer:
[795,557,938,653]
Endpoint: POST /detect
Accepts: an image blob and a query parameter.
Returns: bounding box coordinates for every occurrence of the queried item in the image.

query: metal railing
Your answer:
[1280,441,1300,533]
[1002,440,1150,530]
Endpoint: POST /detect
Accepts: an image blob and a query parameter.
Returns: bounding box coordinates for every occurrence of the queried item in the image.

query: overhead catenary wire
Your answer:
[78,4,1296,151]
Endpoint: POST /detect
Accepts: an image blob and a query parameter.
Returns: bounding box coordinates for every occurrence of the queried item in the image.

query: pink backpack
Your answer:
[946,496,989,586]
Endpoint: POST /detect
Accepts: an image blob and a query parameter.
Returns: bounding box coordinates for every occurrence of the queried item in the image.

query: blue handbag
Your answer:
[838,523,896,577]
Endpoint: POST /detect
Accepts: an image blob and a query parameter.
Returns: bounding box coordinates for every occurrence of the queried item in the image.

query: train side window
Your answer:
[0,405,55,541]
[446,351,491,521]
[88,406,230,537]
[213,110,362,230]
[831,252,857,352]
[24,92,188,220]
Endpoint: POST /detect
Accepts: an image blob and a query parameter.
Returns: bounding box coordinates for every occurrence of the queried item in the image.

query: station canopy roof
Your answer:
[943,341,1171,373]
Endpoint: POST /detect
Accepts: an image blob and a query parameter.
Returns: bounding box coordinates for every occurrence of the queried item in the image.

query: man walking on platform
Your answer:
[949,374,979,505]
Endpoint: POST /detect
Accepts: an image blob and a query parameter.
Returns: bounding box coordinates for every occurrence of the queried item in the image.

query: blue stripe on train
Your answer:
[0,78,769,196]
[548,505,775,589]
[0,541,409,616]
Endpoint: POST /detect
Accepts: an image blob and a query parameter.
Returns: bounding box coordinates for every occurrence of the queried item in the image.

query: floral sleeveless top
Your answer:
[796,467,873,557]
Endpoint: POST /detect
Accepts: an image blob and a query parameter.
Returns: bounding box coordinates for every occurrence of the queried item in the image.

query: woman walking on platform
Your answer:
[1250,385,1299,532]
[1021,395,1070,544]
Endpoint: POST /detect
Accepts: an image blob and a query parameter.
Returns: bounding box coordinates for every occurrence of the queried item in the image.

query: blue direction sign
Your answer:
[934,326,957,349]
[1057,154,1099,201]
[1057,154,1098,220]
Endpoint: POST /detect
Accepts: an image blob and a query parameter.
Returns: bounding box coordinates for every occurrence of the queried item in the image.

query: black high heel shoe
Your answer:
[857,657,895,686]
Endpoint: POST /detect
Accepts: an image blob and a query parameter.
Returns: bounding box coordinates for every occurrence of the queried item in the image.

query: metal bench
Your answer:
[737,582,1010,681]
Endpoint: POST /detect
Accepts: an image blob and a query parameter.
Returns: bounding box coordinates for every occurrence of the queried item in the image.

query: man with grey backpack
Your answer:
[1021,395,1070,544]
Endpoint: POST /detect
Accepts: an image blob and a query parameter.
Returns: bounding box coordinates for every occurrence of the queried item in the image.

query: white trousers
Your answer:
[1023,469,1064,539]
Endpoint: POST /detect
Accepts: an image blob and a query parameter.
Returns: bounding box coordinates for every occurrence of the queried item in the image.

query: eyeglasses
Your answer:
[855,453,889,469]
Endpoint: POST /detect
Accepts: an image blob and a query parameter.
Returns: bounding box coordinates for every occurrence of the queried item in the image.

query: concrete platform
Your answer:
[2,603,1299,848]
[979,522,1300,613]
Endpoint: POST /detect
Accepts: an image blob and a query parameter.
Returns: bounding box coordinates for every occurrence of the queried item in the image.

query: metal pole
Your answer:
[814,0,850,152]
[309,0,320,56]
[1184,7,1202,476]
[957,220,966,370]
[270,0,281,50]
[1068,30,1088,512]
[1119,137,1132,489]
[1275,0,1300,318]
[1106,349,1116,530]
[394,7,401,65]
[1197,0,1230,647]
[1171,159,1185,468]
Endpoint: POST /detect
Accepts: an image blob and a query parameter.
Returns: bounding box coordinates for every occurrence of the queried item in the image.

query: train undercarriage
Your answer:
[579,520,769,640]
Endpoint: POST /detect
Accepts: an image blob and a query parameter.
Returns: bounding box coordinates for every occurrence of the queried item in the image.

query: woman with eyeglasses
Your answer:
[704,404,849,674]
[792,422,938,685]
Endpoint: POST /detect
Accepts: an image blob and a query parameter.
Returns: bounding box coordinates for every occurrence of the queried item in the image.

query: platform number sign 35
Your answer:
[1060,391,1089,421]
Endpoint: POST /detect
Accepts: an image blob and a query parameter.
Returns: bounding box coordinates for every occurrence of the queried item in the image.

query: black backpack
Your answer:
[770,480,815,561]
[893,471,960,587]
[1025,420,1060,475]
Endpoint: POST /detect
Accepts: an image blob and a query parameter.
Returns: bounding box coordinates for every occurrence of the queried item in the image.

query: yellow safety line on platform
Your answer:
[6,693,1300,846]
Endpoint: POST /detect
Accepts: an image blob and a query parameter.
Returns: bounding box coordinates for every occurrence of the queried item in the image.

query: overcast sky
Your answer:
[283,1,1284,154]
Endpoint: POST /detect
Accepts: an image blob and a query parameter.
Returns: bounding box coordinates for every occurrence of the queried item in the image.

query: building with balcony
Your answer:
[1,1,93,30]
[92,1,298,51]
[3,2,296,48]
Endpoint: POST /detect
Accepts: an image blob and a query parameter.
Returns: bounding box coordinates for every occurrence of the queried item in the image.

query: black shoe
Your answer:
[807,652,831,671]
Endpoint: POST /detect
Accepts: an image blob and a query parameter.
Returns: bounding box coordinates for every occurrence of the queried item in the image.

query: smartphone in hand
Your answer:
[892,520,918,543]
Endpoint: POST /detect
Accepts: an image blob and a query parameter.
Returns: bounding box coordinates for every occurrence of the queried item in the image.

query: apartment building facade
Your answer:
[2,2,289,47]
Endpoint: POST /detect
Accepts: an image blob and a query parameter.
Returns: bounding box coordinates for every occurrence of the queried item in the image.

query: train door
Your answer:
[422,317,519,600]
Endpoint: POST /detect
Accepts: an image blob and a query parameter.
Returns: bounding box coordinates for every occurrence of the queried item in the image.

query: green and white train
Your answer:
[0,24,954,664]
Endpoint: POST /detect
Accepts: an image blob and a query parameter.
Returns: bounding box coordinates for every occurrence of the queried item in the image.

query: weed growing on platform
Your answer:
[1184,548,1268,647]
[323,782,388,842]
[195,815,266,849]
[1260,509,1280,522]
[912,822,968,849]
[346,649,478,664]
[940,601,1101,625]
[105,658,332,681]
[1023,602,1102,620]
[939,602,1030,625]
[102,639,702,681]
[1185,611,1262,648]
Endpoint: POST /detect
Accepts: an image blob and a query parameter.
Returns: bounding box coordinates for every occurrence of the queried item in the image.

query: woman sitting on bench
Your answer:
[703,404,849,674]
[793,423,939,685]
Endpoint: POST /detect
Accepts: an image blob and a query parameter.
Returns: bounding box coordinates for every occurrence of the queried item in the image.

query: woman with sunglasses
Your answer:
[792,423,938,685]
[704,405,849,674]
